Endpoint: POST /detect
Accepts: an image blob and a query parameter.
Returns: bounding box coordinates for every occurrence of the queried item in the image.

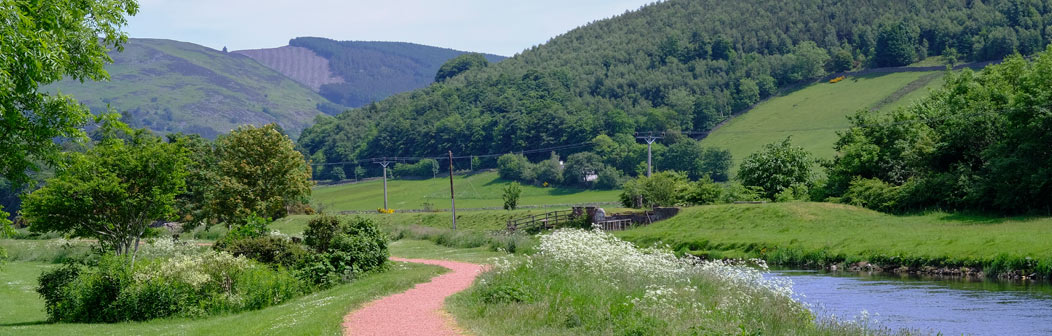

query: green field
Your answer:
[701,71,944,173]
[616,202,1052,273]
[312,171,620,212]
[0,245,452,335]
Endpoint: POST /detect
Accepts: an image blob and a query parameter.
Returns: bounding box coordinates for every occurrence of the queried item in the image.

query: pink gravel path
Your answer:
[342,257,487,336]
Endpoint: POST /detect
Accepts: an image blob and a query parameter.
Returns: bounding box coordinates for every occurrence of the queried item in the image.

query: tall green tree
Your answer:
[875,21,917,66]
[737,137,817,200]
[0,0,139,262]
[0,0,139,186]
[207,124,313,226]
[435,53,489,82]
[22,127,188,263]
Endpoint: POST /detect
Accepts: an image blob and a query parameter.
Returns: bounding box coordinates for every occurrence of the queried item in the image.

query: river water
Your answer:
[769,270,1052,335]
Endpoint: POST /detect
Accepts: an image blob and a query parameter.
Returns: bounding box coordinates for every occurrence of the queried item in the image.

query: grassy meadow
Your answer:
[616,202,1052,274]
[311,171,620,212]
[701,71,943,173]
[0,259,444,335]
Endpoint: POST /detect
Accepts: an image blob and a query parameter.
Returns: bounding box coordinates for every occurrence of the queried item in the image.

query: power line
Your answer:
[309,141,596,167]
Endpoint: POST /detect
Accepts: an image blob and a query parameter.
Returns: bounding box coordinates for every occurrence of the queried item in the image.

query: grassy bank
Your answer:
[312,171,619,212]
[616,202,1052,278]
[0,260,444,335]
[448,229,894,335]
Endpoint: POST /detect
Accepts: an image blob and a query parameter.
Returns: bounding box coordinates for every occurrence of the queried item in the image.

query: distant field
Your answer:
[616,202,1052,270]
[701,71,943,173]
[311,171,620,212]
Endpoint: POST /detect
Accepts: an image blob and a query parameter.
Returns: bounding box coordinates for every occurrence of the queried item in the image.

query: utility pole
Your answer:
[375,158,393,210]
[448,151,456,230]
[636,132,663,177]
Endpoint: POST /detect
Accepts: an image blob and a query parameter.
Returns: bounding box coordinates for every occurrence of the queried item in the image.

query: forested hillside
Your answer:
[300,0,1052,179]
[287,37,505,107]
[47,38,328,138]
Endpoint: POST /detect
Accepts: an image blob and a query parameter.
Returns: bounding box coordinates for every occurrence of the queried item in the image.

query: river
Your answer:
[770,270,1052,336]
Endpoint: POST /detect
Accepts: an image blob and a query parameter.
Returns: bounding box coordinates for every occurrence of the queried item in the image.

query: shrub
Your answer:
[737,137,817,199]
[303,215,341,252]
[391,159,439,178]
[721,182,765,203]
[619,171,689,208]
[217,214,270,246]
[682,177,723,205]
[497,153,531,181]
[37,253,306,322]
[532,152,564,186]
[215,235,305,267]
[841,177,903,213]
[502,182,522,210]
[595,166,625,189]
[297,215,388,287]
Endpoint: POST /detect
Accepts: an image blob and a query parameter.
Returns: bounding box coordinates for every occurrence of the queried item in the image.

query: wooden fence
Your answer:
[506,210,575,233]
[594,219,634,231]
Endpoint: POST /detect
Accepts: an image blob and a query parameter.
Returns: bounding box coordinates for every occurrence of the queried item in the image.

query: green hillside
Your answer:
[299,0,1052,174]
[286,37,506,107]
[47,38,327,138]
[701,71,945,172]
[312,171,619,212]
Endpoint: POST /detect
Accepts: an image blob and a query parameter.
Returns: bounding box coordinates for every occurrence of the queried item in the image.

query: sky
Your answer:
[126,0,655,56]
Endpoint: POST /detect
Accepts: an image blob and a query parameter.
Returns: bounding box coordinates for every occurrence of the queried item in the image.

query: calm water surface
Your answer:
[769,270,1052,336]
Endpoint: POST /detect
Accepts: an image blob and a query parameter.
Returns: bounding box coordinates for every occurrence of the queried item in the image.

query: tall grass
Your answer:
[388,225,536,254]
[449,229,907,335]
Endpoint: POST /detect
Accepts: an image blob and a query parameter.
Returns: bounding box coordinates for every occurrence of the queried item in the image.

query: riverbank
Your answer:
[615,202,1052,280]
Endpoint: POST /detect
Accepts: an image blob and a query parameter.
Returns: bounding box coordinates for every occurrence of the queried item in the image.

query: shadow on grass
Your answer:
[0,320,50,327]
[933,212,1015,225]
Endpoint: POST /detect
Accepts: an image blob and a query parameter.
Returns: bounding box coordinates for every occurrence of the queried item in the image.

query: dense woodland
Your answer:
[299,0,1052,181]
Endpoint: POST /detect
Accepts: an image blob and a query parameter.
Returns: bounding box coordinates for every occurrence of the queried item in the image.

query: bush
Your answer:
[619,171,689,208]
[682,177,723,205]
[721,182,765,203]
[532,152,564,186]
[391,159,439,178]
[298,215,388,287]
[502,182,522,210]
[215,235,305,267]
[737,137,817,199]
[303,215,341,252]
[595,166,625,189]
[841,177,903,213]
[37,253,306,322]
[497,154,532,181]
[217,215,270,246]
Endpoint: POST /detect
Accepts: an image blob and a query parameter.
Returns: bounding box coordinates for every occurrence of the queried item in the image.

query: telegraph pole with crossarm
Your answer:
[635,132,663,177]
[374,158,394,210]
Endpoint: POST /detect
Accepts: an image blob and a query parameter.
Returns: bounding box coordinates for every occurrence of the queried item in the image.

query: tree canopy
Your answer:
[826,48,1052,214]
[0,0,139,186]
[22,127,187,262]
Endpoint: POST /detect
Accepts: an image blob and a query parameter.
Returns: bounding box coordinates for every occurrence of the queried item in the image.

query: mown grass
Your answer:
[616,202,1052,276]
[701,71,941,173]
[0,260,444,335]
[311,171,619,212]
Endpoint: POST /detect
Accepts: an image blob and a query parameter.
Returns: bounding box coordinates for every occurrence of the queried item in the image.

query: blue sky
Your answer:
[126,0,655,56]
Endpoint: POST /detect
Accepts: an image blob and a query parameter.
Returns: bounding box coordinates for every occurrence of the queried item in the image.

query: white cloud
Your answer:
[126,0,653,55]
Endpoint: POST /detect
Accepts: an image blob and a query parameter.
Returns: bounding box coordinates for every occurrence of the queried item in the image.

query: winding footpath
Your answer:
[342,257,486,336]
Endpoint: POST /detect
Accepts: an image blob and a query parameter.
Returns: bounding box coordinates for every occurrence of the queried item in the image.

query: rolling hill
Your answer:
[47,38,506,138]
[238,38,506,108]
[299,0,1052,175]
[47,38,328,138]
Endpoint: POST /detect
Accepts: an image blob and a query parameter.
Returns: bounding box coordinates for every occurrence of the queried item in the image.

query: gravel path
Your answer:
[342,257,486,336]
